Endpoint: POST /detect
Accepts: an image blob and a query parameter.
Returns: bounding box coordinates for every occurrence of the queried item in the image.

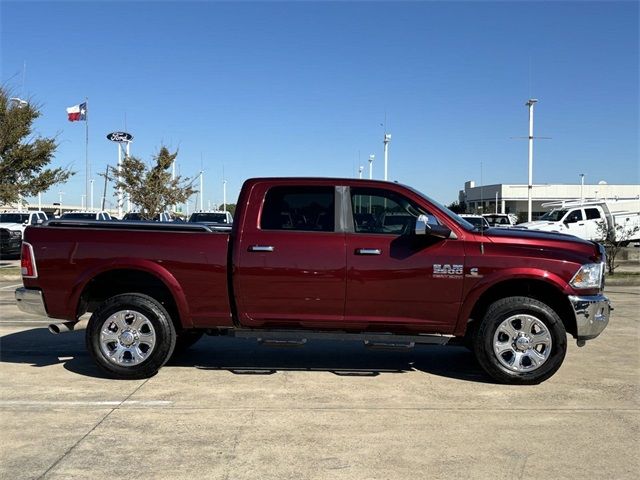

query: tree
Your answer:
[114,146,196,220]
[446,200,466,214]
[0,86,73,206]
[596,219,640,275]
[223,203,236,216]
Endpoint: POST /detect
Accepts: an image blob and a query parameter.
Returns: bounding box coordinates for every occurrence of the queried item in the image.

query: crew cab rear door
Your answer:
[234,183,347,328]
[345,186,465,333]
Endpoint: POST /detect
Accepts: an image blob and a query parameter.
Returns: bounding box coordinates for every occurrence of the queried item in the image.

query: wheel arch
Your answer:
[461,278,577,340]
[75,265,191,330]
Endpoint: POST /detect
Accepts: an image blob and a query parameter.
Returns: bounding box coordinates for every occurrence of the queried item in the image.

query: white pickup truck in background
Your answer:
[520,199,640,244]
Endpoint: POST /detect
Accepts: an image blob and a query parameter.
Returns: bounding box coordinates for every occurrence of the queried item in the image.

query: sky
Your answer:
[2,0,638,211]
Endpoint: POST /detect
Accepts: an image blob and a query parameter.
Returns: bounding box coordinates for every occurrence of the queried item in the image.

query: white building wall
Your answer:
[461,183,640,219]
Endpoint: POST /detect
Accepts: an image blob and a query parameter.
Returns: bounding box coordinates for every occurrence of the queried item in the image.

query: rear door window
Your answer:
[261,186,335,232]
[585,208,601,220]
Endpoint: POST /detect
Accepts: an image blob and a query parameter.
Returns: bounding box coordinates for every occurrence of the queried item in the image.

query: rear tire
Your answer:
[473,296,567,385]
[86,293,176,379]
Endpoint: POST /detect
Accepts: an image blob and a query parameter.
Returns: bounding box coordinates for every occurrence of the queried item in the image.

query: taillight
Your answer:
[21,242,38,278]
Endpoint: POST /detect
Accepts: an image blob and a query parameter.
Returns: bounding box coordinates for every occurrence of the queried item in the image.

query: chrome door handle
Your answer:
[249,245,274,252]
[355,248,382,255]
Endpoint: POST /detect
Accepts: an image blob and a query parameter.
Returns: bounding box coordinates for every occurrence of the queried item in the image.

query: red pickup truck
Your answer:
[15,178,611,384]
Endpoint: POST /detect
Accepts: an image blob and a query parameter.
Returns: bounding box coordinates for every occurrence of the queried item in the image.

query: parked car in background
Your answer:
[60,211,113,221]
[460,214,490,230]
[188,210,233,231]
[0,227,22,258]
[483,213,517,228]
[0,211,48,237]
[188,211,233,224]
[123,212,173,222]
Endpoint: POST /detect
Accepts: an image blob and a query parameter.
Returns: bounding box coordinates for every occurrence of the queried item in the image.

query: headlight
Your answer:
[9,230,22,239]
[570,263,603,289]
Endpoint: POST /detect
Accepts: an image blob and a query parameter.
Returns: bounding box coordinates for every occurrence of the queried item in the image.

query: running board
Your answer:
[231,329,453,346]
[364,340,415,350]
[257,338,308,348]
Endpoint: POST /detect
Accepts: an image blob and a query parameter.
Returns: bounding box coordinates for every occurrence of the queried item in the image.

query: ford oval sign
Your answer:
[107,131,133,142]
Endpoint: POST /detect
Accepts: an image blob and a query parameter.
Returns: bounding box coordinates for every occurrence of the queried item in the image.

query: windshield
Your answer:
[189,213,229,223]
[0,213,29,223]
[539,209,568,222]
[483,214,512,226]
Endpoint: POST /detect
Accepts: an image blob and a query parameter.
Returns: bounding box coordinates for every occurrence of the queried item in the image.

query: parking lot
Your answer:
[0,279,638,480]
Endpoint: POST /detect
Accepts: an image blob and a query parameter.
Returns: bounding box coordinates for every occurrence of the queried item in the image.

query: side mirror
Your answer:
[414,214,452,239]
[415,214,428,235]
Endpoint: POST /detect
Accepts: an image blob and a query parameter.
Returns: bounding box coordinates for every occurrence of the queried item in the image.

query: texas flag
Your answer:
[66,102,87,122]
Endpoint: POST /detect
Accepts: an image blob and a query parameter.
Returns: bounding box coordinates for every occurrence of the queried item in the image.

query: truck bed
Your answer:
[22,221,232,327]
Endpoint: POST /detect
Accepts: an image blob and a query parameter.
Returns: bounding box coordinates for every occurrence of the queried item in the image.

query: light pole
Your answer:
[90,179,94,210]
[58,191,65,213]
[368,154,374,179]
[223,179,227,212]
[580,173,585,204]
[358,165,363,179]
[383,134,391,181]
[526,99,538,222]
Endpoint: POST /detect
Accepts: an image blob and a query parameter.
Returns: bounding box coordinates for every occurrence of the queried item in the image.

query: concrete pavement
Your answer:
[0,282,638,479]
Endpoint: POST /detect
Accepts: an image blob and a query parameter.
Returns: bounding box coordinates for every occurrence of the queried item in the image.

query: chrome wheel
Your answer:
[99,310,156,366]
[493,314,552,373]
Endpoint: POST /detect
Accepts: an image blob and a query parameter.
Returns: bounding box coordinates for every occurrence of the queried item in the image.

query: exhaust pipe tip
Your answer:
[48,320,86,335]
[48,323,62,334]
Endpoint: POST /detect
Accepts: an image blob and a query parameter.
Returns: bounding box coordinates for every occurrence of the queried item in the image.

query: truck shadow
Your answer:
[0,328,494,384]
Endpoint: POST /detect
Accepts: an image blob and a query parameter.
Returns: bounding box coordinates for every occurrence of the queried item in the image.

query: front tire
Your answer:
[473,296,567,385]
[86,293,176,379]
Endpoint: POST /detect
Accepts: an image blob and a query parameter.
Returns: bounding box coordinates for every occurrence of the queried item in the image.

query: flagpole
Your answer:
[85,97,89,211]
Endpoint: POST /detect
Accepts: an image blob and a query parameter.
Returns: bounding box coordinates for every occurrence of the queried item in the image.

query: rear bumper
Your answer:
[15,287,48,317]
[568,294,611,341]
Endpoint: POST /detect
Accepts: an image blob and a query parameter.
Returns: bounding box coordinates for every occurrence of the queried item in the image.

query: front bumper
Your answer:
[15,287,48,317]
[568,294,611,341]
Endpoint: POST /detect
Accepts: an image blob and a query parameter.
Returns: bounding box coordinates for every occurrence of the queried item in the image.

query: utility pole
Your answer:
[100,165,110,211]
[383,134,391,181]
[368,154,374,179]
[526,98,538,222]
[580,173,585,204]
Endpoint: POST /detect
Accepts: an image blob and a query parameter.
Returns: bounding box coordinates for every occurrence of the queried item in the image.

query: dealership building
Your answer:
[460,181,640,220]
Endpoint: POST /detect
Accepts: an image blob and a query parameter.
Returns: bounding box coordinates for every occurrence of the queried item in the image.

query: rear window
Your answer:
[260,186,335,232]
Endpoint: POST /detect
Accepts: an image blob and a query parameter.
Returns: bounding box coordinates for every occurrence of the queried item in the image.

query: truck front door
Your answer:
[345,187,465,333]
[235,184,346,328]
